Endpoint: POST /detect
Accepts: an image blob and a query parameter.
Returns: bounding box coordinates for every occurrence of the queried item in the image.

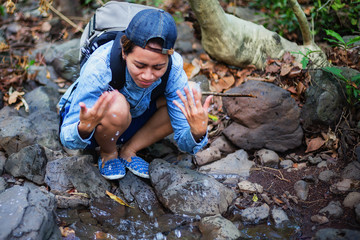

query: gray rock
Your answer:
[0,151,6,175]
[150,159,236,216]
[210,135,237,154]
[301,68,356,130]
[271,208,290,228]
[5,144,47,185]
[355,203,360,223]
[330,179,356,194]
[319,201,343,218]
[198,149,254,178]
[256,149,279,168]
[0,185,60,240]
[280,159,294,169]
[24,86,60,113]
[241,203,270,224]
[199,214,242,240]
[27,65,59,90]
[311,215,329,224]
[294,180,309,201]
[65,155,111,198]
[317,161,328,168]
[45,157,74,191]
[313,228,360,240]
[318,170,337,183]
[0,177,6,193]
[343,192,360,208]
[191,74,210,93]
[308,156,323,165]
[118,172,165,218]
[194,146,221,166]
[223,80,303,152]
[342,161,360,180]
[238,180,263,193]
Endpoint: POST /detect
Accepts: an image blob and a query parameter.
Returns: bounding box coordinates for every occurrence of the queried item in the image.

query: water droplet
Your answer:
[111,138,114,141]
[112,114,117,118]
[87,124,91,127]
[175,229,181,238]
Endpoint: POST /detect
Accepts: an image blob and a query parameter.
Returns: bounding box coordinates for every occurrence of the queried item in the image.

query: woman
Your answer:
[59,8,212,180]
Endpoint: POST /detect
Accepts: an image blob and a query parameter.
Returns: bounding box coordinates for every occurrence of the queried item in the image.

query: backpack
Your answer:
[59,1,173,131]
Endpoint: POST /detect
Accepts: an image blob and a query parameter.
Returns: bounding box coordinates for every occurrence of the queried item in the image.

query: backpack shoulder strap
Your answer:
[150,56,172,101]
[109,32,126,90]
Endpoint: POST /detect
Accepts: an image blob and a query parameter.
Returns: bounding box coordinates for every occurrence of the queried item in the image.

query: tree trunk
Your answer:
[188,0,329,69]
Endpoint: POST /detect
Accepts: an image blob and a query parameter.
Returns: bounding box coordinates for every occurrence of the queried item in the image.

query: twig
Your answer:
[253,166,291,182]
[202,92,257,98]
[47,3,84,33]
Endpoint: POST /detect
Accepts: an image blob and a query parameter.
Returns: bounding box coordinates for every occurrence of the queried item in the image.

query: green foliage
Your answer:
[126,0,164,7]
[310,0,360,37]
[248,0,360,38]
[291,48,321,69]
[25,59,35,70]
[323,66,360,106]
[324,29,360,50]
[0,5,5,16]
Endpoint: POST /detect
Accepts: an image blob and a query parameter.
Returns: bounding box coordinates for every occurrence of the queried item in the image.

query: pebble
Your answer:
[280,159,293,169]
[319,201,343,218]
[308,156,322,165]
[238,180,263,194]
[330,179,354,194]
[317,161,327,168]
[294,180,309,201]
[343,192,360,208]
[311,215,329,224]
[318,170,337,183]
[256,149,279,168]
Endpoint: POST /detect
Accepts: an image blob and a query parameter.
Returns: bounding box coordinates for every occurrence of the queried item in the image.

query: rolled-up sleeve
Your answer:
[165,53,208,154]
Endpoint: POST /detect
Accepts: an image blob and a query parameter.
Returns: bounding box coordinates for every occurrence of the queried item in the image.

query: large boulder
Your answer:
[222,80,303,152]
[149,159,236,216]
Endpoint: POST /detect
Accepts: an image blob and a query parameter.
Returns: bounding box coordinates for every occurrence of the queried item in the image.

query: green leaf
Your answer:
[325,29,346,44]
[208,114,219,122]
[346,36,360,46]
[252,194,258,202]
[301,57,309,69]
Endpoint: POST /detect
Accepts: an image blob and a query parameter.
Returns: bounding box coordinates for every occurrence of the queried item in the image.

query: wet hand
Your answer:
[173,87,212,141]
[78,91,116,138]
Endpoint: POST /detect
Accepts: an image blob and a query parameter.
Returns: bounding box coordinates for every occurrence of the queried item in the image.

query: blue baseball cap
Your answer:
[125,9,177,55]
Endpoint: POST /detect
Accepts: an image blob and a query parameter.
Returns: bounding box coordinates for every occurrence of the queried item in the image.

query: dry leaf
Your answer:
[46,70,51,79]
[305,137,326,153]
[280,64,292,76]
[272,196,284,204]
[199,53,210,61]
[183,62,196,79]
[106,190,133,208]
[8,91,24,104]
[59,227,75,237]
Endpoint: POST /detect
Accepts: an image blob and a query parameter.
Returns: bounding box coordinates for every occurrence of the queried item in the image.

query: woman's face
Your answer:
[123,42,169,88]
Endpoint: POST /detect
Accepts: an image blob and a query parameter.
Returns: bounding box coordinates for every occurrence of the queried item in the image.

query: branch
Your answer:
[47,3,84,33]
[202,92,257,98]
[288,0,313,46]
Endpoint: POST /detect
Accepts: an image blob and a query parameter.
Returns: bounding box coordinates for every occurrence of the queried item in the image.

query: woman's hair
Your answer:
[121,35,164,55]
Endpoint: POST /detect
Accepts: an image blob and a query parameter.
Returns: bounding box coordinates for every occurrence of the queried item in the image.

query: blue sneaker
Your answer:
[120,156,149,179]
[98,157,126,180]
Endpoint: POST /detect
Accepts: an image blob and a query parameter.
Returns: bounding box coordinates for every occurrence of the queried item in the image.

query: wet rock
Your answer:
[342,161,360,180]
[311,215,329,224]
[0,185,60,240]
[222,80,303,152]
[0,151,6,175]
[90,196,126,227]
[241,203,270,224]
[294,180,309,201]
[318,170,337,183]
[5,144,47,185]
[55,194,90,209]
[194,146,221,166]
[118,172,165,217]
[238,180,263,194]
[330,179,356,194]
[319,201,343,218]
[280,159,294,169]
[198,149,254,178]
[301,68,349,130]
[343,192,360,208]
[149,159,236,216]
[199,214,242,239]
[271,208,290,228]
[313,228,360,240]
[256,149,279,168]
[45,157,74,192]
[210,135,237,154]
[65,155,110,198]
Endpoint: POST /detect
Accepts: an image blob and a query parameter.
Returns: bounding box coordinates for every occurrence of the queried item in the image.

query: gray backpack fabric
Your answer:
[79,1,156,63]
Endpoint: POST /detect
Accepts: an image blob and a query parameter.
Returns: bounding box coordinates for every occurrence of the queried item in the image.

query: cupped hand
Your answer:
[78,91,116,138]
[173,87,212,141]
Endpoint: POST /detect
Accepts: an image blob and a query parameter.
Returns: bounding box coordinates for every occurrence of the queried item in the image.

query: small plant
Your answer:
[291,48,321,69]
[324,29,360,50]
[323,66,360,106]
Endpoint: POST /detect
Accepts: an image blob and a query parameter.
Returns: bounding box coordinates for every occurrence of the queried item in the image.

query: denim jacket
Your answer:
[58,41,208,154]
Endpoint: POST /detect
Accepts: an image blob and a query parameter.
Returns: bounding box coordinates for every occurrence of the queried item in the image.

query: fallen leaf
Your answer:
[8,91,24,104]
[252,194,258,202]
[199,53,210,61]
[280,64,292,76]
[305,137,326,153]
[59,227,75,237]
[94,231,117,240]
[106,190,133,208]
[46,70,51,79]
[272,196,284,205]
